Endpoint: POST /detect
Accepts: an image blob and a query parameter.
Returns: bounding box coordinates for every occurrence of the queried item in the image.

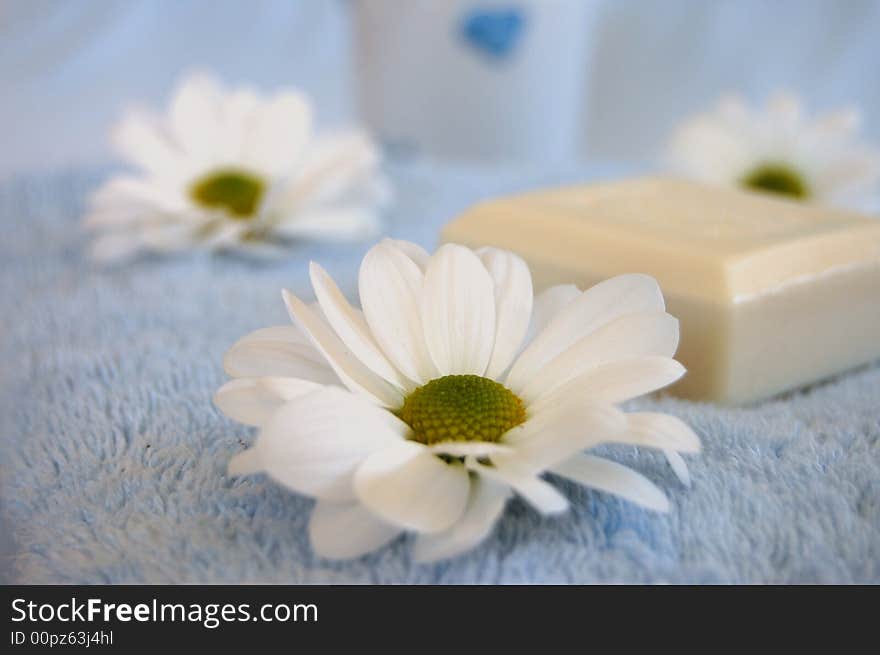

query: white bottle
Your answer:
[353,0,598,162]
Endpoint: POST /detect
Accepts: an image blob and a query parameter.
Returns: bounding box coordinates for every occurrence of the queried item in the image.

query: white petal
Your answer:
[507,274,665,393]
[501,402,627,472]
[90,220,203,262]
[111,110,182,177]
[413,477,510,563]
[283,290,404,408]
[354,440,470,533]
[309,501,401,560]
[359,242,438,383]
[422,244,496,376]
[288,130,383,210]
[664,450,692,488]
[90,232,148,263]
[519,312,679,404]
[257,386,407,500]
[90,175,165,209]
[85,204,164,231]
[813,149,880,201]
[551,453,670,512]
[223,325,339,385]
[244,92,313,174]
[528,356,686,414]
[220,89,260,160]
[213,377,321,426]
[428,441,514,457]
[526,284,581,344]
[218,235,291,259]
[274,206,381,242]
[86,176,181,227]
[621,412,701,454]
[478,247,533,379]
[466,458,568,515]
[717,94,749,122]
[140,220,211,251]
[343,169,393,207]
[197,218,248,249]
[766,91,803,129]
[169,73,223,160]
[668,115,754,183]
[310,262,411,390]
[810,108,861,145]
[384,239,430,271]
[228,447,263,476]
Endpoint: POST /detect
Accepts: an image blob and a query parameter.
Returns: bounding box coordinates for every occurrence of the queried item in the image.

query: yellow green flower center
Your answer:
[398,374,527,445]
[740,162,809,199]
[190,168,266,218]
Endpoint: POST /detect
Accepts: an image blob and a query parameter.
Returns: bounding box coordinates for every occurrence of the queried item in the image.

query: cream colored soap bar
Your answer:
[441,177,880,404]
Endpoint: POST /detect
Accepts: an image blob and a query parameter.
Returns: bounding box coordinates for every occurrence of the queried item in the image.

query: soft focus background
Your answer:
[1,0,879,177]
[2,0,879,583]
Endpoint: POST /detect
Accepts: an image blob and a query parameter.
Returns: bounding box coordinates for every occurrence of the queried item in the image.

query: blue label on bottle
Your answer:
[460,7,527,61]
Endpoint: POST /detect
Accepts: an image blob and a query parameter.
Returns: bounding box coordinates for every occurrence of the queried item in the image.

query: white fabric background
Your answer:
[1,0,878,176]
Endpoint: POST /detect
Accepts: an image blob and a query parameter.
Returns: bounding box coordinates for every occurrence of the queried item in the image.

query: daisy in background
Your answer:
[85,73,390,261]
[667,91,880,212]
[214,239,700,562]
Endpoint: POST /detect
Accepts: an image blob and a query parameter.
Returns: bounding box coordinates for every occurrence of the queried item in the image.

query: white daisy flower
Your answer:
[214,240,700,562]
[668,91,880,211]
[85,72,390,261]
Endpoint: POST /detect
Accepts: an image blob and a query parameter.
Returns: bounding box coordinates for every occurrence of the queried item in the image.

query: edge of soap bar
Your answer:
[440,177,880,405]
[441,177,880,304]
[725,261,880,404]
[728,225,880,301]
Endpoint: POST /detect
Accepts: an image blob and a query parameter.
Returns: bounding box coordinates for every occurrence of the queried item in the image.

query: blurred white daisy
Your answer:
[214,239,699,562]
[668,91,880,211]
[85,73,390,261]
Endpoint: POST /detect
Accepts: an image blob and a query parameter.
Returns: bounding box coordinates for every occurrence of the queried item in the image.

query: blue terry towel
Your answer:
[1,162,878,583]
